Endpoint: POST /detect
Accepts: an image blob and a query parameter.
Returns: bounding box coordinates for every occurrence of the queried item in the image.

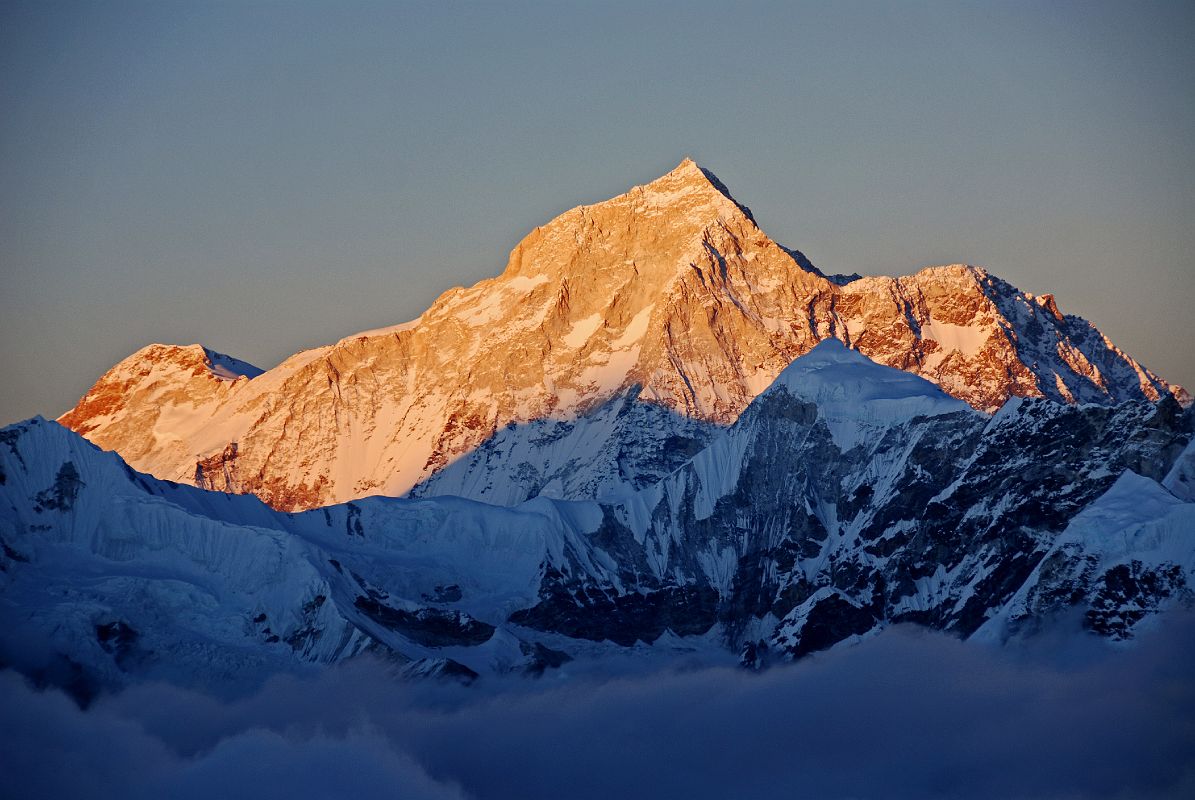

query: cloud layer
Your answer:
[4,619,1194,800]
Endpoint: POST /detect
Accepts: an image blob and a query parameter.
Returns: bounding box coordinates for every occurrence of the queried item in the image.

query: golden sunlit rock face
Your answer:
[60,159,1186,510]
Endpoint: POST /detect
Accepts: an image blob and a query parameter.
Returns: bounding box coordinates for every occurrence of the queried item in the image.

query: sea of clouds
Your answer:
[3,617,1193,800]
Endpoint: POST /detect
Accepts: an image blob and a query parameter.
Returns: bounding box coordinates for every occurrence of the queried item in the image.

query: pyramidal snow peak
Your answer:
[59,159,1187,511]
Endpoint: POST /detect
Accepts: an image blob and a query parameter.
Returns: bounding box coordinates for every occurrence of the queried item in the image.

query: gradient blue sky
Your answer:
[2,0,1193,425]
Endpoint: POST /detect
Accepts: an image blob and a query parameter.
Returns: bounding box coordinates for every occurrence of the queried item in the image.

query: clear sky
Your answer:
[2,0,1193,426]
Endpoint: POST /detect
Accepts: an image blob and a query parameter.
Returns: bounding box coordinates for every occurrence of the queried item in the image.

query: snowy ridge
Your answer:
[762,339,970,451]
[0,418,610,687]
[7,344,1192,693]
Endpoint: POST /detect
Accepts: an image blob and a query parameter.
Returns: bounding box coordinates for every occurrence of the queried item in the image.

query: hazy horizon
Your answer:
[3,1,1194,425]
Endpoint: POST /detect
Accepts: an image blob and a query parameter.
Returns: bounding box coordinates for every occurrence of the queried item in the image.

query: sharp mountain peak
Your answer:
[57,160,1187,510]
[663,156,756,222]
[502,157,771,285]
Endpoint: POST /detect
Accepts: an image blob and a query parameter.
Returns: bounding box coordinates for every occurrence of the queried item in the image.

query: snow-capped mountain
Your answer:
[59,160,1185,511]
[4,343,1191,693]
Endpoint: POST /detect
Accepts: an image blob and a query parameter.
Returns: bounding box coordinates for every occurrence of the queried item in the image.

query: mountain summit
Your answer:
[60,160,1186,510]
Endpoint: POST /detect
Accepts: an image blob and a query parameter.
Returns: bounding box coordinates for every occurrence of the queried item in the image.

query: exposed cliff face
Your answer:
[59,160,1185,511]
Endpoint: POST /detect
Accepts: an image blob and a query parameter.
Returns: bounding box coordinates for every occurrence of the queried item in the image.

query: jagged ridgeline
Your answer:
[59,160,1185,512]
[1,161,1192,692]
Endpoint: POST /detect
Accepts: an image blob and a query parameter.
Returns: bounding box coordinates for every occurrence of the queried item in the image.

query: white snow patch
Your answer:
[611,305,654,349]
[561,314,604,349]
[920,318,990,368]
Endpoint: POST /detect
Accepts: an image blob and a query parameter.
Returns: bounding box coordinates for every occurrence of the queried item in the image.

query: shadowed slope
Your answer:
[5,344,1193,695]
